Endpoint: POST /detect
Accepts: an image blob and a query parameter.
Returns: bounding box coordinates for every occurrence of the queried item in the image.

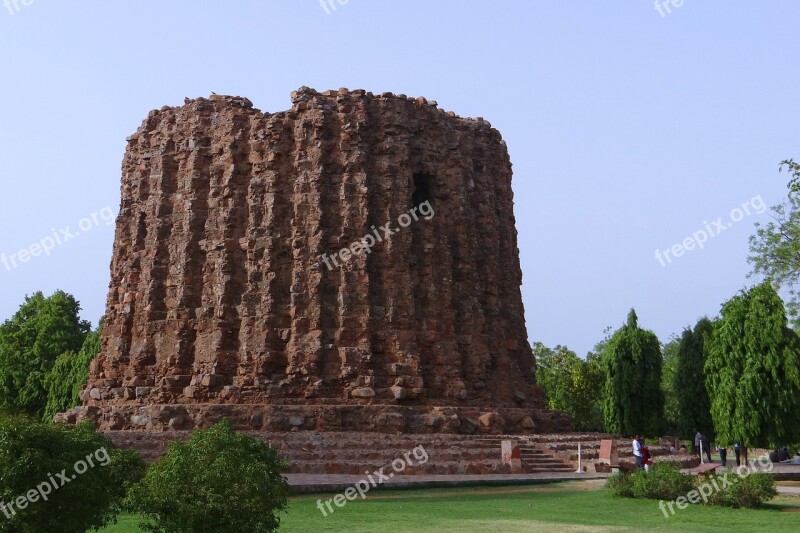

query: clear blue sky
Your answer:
[1,1,797,357]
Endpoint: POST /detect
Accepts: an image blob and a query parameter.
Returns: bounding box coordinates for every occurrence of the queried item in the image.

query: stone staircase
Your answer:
[474,437,576,473]
[519,441,575,473]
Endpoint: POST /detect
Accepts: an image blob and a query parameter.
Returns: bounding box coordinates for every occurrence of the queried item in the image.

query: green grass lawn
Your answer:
[99,481,800,533]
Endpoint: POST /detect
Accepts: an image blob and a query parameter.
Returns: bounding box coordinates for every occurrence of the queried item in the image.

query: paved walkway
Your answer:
[287,464,800,493]
[682,462,800,480]
[286,472,608,493]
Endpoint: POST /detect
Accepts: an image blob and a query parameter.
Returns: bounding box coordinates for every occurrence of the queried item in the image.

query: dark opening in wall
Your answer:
[411,172,433,209]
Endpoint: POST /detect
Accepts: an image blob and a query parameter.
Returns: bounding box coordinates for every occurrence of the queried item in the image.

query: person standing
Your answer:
[700,432,713,462]
[633,434,643,469]
[734,443,741,466]
[717,443,727,466]
[694,429,702,459]
[641,438,652,473]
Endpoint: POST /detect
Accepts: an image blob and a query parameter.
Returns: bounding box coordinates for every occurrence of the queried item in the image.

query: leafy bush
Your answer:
[731,473,778,508]
[126,419,290,533]
[606,471,635,498]
[706,471,777,508]
[632,463,695,500]
[607,463,694,501]
[609,463,778,510]
[0,415,145,533]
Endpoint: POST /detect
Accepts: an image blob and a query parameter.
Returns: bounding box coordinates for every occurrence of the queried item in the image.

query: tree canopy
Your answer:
[43,322,102,422]
[674,318,715,439]
[603,309,664,436]
[660,336,680,435]
[534,343,605,432]
[749,159,800,327]
[705,282,800,448]
[0,291,90,417]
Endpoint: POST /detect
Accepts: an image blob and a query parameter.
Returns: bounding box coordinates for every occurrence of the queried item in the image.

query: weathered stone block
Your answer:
[351,387,376,398]
[200,375,224,387]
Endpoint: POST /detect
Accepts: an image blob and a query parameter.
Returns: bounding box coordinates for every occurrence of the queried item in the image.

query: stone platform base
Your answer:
[55,403,571,434]
[101,430,589,475]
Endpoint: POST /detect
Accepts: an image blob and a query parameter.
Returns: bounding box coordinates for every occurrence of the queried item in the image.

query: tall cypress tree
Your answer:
[674,318,715,439]
[706,282,800,448]
[603,309,664,436]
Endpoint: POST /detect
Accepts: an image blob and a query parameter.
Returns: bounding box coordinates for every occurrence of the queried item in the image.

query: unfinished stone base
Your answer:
[98,431,599,475]
[56,403,570,435]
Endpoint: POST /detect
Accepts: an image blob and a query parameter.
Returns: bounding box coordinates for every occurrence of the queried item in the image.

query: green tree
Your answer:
[748,159,800,328]
[0,291,90,417]
[0,415,144,533]
[674,318,715,440]
[42,322,102,422]
[661,336,680,435]
[603,309,664,436]
[583,349,607,432]
[126,419,290,533]
[705,282,800,448]
[534,343,605,431]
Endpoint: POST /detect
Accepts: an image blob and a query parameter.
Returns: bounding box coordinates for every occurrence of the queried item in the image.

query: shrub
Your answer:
[606,471,635,498]
[606,463,694,501]
[731,473,777,508]
[126,419,290,533]
[706,470,777,508]
[631,463,695,500]
[0,415,145,533]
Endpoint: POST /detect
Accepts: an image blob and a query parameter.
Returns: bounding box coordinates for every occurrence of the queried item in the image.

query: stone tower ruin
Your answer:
[63,88,569,434]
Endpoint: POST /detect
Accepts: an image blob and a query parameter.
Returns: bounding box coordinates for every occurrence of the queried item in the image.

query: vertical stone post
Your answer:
[501,439,522,474]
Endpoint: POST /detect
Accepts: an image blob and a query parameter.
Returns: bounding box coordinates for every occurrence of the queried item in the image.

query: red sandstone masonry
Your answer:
[58,88,569,434]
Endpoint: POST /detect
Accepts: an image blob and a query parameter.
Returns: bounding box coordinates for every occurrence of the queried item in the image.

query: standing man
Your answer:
[717,443,727,466]
[694,428,702,460]
[734,443,741,466]
[700,432,713,462]
[633,434,643,469]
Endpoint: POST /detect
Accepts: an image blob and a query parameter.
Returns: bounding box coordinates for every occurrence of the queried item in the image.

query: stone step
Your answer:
[286,461,508,476]
[284,450,500,462]
[522,458,569,465]
[526,466,576,473]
